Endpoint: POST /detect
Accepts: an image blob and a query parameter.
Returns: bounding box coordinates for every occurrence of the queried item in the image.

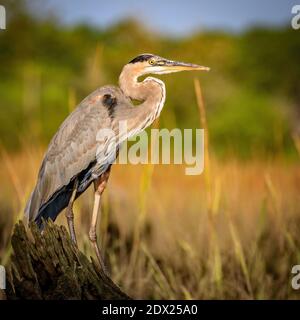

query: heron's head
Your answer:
[127,53,210,76]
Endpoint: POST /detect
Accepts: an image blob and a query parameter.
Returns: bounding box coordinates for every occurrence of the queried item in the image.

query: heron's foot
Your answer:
[89,229,108,275]
[66,207,78,246]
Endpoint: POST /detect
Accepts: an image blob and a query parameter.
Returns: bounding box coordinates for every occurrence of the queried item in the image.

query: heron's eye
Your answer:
[149,59,155,65]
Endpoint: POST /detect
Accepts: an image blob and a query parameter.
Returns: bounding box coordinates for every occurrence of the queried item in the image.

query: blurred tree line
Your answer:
[0,0,299,159]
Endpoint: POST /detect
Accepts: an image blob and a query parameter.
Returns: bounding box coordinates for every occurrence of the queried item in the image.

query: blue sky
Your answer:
[42,0,295,36]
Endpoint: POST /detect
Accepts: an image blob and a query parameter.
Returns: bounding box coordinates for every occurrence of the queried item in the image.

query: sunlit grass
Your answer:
[0,79,299,299]
[0,147,299,298]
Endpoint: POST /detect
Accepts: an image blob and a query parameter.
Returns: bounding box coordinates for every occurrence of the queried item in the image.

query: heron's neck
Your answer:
[119,65,166,122]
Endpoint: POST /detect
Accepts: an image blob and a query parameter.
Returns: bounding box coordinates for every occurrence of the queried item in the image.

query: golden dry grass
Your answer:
[0,80,299,299]
[0,147,299,299]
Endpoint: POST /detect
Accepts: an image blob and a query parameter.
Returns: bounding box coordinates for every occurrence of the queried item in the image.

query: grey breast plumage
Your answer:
[25,85,128,226]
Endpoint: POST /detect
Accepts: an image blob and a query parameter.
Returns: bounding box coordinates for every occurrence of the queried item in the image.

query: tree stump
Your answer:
[4,221,130,300]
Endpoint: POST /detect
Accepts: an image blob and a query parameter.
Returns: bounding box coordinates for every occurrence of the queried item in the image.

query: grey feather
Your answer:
[25,86,129,222]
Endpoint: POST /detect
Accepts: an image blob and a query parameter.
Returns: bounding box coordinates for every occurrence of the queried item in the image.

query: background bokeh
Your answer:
[0,0,299,157]
[0,0,300,299]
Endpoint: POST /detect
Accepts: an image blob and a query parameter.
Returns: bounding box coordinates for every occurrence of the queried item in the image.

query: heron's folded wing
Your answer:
[25,87,117,221]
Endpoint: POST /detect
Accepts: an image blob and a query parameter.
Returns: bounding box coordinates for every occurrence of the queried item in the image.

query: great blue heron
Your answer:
[25,53,209,271]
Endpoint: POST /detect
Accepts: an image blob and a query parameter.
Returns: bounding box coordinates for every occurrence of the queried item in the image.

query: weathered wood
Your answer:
[5,221,130,300]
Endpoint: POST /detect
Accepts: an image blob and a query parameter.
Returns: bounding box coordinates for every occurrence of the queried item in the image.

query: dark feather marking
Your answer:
[35,160,98,229]
[129,54,154,64]
[102,94,117,119]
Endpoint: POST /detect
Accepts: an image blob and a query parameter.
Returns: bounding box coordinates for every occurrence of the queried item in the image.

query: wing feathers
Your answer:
[25,86,122,222]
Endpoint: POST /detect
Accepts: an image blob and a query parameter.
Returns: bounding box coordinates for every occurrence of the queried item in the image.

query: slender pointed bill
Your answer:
[164,60,210,72]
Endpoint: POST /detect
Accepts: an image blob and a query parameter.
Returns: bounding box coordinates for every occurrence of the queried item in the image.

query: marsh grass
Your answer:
[0,83,299,299]
[0,151,300,299]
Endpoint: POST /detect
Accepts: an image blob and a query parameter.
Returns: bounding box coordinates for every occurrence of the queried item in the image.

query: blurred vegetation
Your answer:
[0,1,300,300]
[0,0,299,158]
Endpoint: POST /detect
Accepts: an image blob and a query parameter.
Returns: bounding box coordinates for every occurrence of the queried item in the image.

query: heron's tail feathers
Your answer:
[24,178,93,230]
[25,160,99,229]
[24,187,42,226]
[24,183,70,229]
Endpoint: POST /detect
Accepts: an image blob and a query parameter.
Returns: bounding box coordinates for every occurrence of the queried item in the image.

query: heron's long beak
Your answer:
[162,60,210,72]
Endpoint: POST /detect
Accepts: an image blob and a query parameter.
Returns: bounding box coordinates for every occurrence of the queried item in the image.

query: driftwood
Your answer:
[5,221,130,300]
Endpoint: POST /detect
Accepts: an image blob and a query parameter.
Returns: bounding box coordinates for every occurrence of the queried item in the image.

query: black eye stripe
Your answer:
[129,54,154,64]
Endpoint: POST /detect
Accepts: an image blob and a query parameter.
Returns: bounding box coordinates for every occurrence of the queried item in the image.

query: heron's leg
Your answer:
[66,179,79,245]
[89,170,110,273]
